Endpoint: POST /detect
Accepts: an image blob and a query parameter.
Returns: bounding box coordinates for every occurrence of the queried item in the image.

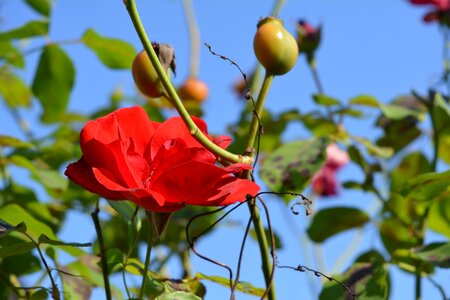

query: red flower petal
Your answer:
[150,160,260,206]
[65,157,127,200]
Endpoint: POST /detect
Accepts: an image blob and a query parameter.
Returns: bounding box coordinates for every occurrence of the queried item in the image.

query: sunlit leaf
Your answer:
[107,199,137,222]
[319,262,389,300]
[313,94,341,106]
[307,207,370,243]
[401,170,450,203]
[196,273,265,297]
[31,168,68,191]
[379,104,422,120]
[0,135,33,148]
[301,115,337,136]
[32,44,75,122]
[427,195,450,238]
[25,0,52,17]
[259,137,328,193]
[413,242,450,268]
[391,249,434,274]
[439,134,450,164]
[349,95,380,107]
[0,204,56,240]
[156,292,201,300]
[352,136,393,158]
[0,219,26,237]
[0,20,49,40]
[82,28,136,69]
[0,70,31,107]
[0,41,25,67]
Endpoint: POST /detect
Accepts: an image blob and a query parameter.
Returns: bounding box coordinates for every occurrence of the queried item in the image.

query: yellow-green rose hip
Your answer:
[253,17,299,75]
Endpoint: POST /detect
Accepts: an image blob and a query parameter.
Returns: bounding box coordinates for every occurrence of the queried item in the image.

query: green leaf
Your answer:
[349,95,380,107]
[413,242,450,268]
[438,134,450,164]
[32,44,75,122]
[390,152,431,191]
[0,135,34,148]
[0,70,31,107]
[0,219,27,237]
[156,292,201,300]
[427,196,450,238]
[31,289,49,300]
[379,103,422,120]
[301,115,338,137]
[0,41,25,67]
[0,237,35,258]
[0,204,57,240]
[313,94,341,106]
[307,207,370,243]
[107,200,137,222]
[259,137,328,194]
[352,136,393,158]
[38,234,91,248]
[82,28,136,69]
[319,262,389,300]
[30,168,68,191]
[0,20,49,41]
[196,273,265,297]
[25,0,52,17]
[401,170,450,203]
[379,218,419,254]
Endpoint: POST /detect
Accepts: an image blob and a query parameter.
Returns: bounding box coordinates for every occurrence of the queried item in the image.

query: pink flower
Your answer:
[312,144,349,197]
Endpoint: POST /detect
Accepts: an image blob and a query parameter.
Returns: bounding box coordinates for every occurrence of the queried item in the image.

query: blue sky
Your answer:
[3,0,449,299]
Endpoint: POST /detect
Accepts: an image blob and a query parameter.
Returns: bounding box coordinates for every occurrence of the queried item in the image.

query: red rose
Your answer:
[65,106,260,212]
[409,0,450,24]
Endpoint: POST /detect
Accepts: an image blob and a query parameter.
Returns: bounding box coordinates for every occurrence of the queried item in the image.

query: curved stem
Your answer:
[182,0,200,77]
[242,72,277,300]
[270,0,286,16]
[308,58,324,95]
[124,0,251,165]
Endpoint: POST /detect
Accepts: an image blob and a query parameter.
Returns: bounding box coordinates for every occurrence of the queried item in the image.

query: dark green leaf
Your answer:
[319,262,389,300]
[349,95,380,107]
[31,288,49,300]
[301,115,338,136]
[0,237,34,258]
[156,292,201,300]
[196,273,265,297]
[379,218,419,254]
[107,200,137,222]
[0,20,49,41]
[313,94,341,106]
[391,249,434,274]
[25,0,52,17]
[38,234,91,248]
[32,44,75,122]
[413,242,450,268]
[0,70,31,107]
[376,117,421,153]
[259,137,327,194]
[82,28,136,69]
[0,41,25,67]
[390,152,431,191]
[307,207,370,243]
[0,251,41,275]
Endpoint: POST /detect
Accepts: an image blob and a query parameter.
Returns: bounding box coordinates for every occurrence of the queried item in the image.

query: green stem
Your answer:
[124,0,251,165]
[139,214,156,299]
[243,72,276,300]
[270,0,286,16]
[91,202,112,300]
[182,0,200,77]
[307,58,324,94]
